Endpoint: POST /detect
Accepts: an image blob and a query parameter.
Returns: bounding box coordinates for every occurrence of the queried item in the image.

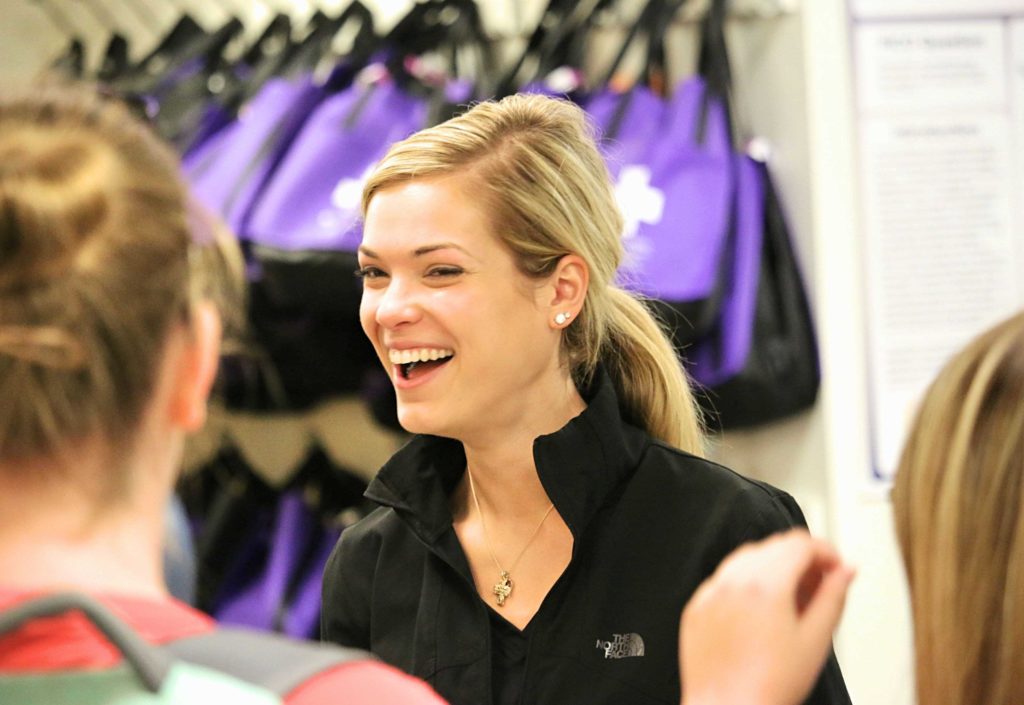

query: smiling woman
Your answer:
[321,94,852,705]
[356,174,581,441]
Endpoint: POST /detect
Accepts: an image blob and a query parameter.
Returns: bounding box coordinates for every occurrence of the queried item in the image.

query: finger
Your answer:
[795,548,844,613]
[725,531,837,592]
[713,529,808,579]
[689,531,841,621]
[797,563,856,654]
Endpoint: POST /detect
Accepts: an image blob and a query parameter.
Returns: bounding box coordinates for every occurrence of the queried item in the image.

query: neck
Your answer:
[458,371,585,518]
[0,444,175,600]
[0,513,168,599]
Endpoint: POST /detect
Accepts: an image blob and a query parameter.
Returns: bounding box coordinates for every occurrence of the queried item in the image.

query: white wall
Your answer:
[798,2,915,702]
[1,2,914,703]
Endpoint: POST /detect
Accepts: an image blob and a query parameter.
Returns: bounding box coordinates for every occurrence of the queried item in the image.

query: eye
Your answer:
[426,266,464,278]
[355,265,387,281]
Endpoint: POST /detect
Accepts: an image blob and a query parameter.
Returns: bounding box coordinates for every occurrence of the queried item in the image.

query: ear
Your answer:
[546,254,589,329]
[169,302,222,432]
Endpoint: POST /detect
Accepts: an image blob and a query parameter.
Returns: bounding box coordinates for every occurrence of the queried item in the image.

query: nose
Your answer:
[372,276,422,329]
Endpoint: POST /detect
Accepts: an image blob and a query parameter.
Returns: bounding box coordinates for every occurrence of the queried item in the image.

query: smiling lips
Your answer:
[388,347,455,380]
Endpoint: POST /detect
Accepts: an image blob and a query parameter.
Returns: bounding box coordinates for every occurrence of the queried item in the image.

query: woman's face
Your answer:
[358,175,563,441]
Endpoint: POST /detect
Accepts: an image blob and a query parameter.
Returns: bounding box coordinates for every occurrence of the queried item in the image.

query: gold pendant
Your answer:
[493,571,513,606]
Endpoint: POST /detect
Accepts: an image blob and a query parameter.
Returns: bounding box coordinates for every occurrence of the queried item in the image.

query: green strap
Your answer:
[0,662,280,705]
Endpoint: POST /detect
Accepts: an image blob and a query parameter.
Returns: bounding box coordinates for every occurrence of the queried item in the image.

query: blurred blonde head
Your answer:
[892,310,1024,705]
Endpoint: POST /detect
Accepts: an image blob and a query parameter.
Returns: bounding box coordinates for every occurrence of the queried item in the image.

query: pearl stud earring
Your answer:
[554,312,572,326]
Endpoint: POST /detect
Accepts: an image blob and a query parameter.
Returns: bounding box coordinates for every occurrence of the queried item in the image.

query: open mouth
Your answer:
[389,348,455,381]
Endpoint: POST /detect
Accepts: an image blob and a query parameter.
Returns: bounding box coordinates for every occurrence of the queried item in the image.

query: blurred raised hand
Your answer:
[679,529,855,705]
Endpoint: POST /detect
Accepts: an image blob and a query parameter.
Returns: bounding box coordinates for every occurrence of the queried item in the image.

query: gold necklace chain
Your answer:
[465,468,556,607]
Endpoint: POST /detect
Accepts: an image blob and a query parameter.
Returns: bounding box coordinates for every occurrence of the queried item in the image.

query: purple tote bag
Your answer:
[688,151,764,388]
[682,0,819,429]
[214,490,314,634]
[246,78,428,254]
[689,152,821,429]
[184,76,328,235]
[242,77,428,312]
[587,77,734,347]
[213,489,341,639]
[586,83,667,176]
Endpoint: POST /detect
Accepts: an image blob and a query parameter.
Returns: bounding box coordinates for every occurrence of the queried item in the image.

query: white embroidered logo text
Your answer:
[596,633,645,659]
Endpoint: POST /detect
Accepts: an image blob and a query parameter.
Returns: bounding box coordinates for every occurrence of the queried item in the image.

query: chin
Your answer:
[396,406,453,438]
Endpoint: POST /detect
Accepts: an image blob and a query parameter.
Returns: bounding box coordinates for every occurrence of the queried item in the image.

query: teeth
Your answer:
[388,348,454,365]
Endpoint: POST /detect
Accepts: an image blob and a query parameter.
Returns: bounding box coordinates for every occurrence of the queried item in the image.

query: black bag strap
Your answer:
[686,0,743,346]
[599,0,735,144]
[384,0,493,84]
[698,0,733,98]
[278,1,378,81]
[757,158,818,360]
[495,0,612,97]
[165,627,370,697]
[115,16,244,95]
[696,0,737,145]
[599,0,696,143]
[118,13,206,85]
[598,0,662,89]
[644,0,688,93]
[494,0,570,96]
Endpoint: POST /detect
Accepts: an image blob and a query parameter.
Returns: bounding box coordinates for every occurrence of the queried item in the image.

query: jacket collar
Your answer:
[365,367,649,544]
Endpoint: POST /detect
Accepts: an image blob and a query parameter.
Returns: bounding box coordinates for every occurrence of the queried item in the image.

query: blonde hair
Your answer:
[892,311,1024,705]
[362,94,703,453]
[0,82,241,476]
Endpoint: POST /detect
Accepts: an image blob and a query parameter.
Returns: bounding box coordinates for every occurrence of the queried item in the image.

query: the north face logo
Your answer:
[595,633,645,659]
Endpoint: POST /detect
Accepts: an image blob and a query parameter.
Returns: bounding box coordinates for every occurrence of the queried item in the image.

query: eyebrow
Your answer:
[358,242,473,258]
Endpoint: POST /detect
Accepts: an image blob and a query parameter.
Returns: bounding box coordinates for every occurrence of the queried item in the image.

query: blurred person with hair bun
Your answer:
[0,82,445,705]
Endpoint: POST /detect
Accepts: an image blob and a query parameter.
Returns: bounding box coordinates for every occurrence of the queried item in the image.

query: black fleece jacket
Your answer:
[321,369,851,705]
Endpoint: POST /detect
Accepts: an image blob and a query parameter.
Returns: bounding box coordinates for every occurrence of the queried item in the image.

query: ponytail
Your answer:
[599,288,703,454]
